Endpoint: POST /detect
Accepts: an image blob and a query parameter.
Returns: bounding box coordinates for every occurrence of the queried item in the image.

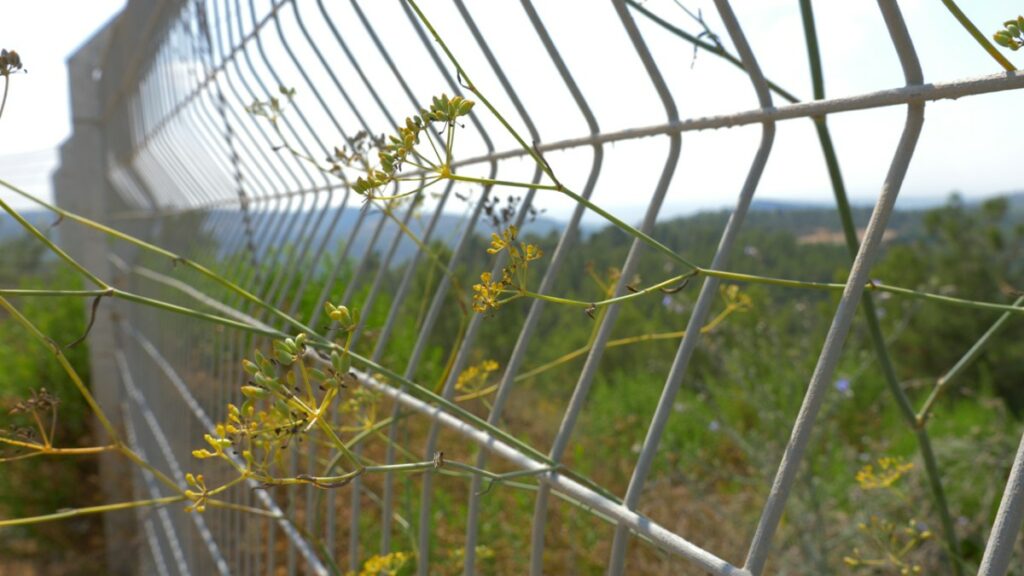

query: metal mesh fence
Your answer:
[53,0,1024,574]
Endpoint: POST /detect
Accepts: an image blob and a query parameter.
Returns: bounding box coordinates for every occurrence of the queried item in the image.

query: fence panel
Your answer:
[54,0,1024,574]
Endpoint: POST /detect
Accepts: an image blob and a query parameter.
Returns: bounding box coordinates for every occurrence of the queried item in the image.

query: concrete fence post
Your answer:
[53,19,135,576]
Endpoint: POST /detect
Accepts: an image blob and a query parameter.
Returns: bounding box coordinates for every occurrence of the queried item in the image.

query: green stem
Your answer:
[0,495,184,527]
[0,196,108,288]
[705,268,1024,315]
[0,76,9,123]
[0,178,316,337]
[0,436,51,451]
[450,176,1024,315]
[315,418,364,471]
[520,271,696,309]
[364,176,441,201]
[916,294,1024,425]
[1,286,284,341]
[0,289,111,298]
[625,0,802,103]
[446,172,700,272]
[113,289,281,338]
[865,281,1024,315]
[938,0,1017,71]
[448,173,559,193]
[118,444,182,494]
[205,499,282,519]
[206,473,250,497]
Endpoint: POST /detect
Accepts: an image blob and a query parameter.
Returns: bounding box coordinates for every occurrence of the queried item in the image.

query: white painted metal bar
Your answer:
[744,0,924,572]
[348,364,750,576]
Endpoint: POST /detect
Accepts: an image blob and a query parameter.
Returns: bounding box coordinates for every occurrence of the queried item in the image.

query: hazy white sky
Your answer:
[0,0,1020,219]
[0,1,125,207]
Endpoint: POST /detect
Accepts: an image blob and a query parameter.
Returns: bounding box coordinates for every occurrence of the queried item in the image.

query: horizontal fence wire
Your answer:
[53,0,1024,574]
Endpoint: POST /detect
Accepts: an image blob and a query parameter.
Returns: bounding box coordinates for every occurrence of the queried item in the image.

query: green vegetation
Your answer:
[168,191,1023,574]
[0,238,101,572]
[2,180,1022,575]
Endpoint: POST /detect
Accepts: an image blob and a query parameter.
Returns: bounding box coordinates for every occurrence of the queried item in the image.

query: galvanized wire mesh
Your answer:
[54,0,1024,574]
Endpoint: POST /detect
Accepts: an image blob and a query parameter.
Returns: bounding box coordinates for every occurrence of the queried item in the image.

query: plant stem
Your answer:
[0,495,185,527]
[0,289,111,298]
[461,305,740,400]
[626,0,802,103]
[707,268,1024,315]
[939,0,1016,71]
[205,499,282,519]
[113,289,281,337]
[29,408,49,447]
[315,417,364,471]
[206,473,250,497]
[117,444,181,493]
[446,172,700,272]
[2,286,284,342]
[43,444,117,456]
[916,294,1024,425]
[520,271,696,309]
[0,196,108,288]
[0,76,9,123]
[0,178,317,337]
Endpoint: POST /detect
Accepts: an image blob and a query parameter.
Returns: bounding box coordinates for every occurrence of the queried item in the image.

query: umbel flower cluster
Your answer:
[472,225,544,313]
[189,332,350,472]
[993,16,1024,51]
[353,93,475,196]
[0,49,22,76]
[185,303,367,511]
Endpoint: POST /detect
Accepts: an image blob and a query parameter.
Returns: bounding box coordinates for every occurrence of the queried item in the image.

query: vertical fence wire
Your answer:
[743,0,924,572]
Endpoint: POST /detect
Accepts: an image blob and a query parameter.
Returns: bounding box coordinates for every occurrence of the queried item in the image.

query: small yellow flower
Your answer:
[352,551,410,576]
[856,456,914,490]
[487,225,518,254]
[476,225,544,315]
[524,243,543,261]
[456,359,500,393]
[472,272,507,313]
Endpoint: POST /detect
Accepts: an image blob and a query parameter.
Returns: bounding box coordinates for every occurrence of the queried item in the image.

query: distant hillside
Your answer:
[3,191,1020,262]
[737,199,924,243]
[1005,191,1024,216]
[743,191,1024,244]
[189,204,574,264]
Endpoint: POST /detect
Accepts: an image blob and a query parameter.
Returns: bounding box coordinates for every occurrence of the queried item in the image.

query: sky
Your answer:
[0,0,1020,221]
[0,1,126,206]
